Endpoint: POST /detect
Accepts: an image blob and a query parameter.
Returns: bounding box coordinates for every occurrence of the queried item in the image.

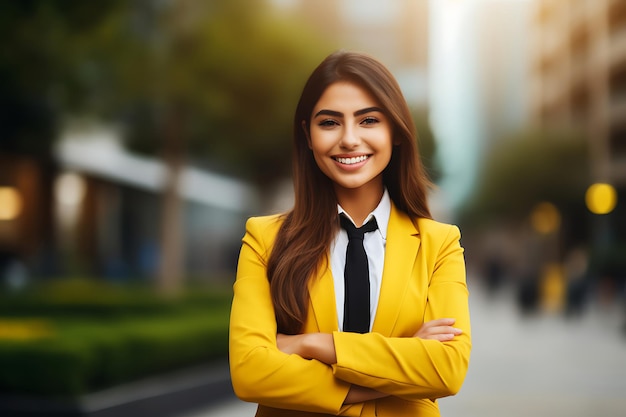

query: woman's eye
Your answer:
[361,117,379,125]
[318,119,338,127]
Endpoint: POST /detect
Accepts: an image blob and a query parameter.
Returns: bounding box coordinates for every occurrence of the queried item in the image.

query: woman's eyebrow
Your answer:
[354,106,384,116]
[314,109,343,118]
[314,106,384,118]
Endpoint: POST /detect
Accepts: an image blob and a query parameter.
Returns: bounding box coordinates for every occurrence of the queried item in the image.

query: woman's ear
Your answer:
[302,120,312,149]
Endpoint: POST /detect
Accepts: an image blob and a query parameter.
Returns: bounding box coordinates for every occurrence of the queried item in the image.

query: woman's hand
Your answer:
[414,318,462,342]
[276,333,307,356]
[277,333,337,364]
[344,385,388,404]
[277,333,387,404]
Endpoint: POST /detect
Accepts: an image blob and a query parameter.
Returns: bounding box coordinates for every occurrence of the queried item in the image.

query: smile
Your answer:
[333,155,370,165]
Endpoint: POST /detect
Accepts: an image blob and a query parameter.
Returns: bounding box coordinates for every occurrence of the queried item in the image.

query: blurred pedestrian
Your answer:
[229,51,471,416]
[484,253,505,296]
[564,246,589,318]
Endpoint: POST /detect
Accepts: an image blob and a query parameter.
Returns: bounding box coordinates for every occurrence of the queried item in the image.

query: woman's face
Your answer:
[307,81,393,197]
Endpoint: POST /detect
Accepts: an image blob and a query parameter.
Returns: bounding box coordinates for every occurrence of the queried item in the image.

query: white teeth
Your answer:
[335,155,368,165]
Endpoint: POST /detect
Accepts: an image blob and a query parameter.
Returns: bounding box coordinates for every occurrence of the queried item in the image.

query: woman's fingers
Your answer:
[414,318,462,340]
[425,331,459,342]
[424,318,456,328]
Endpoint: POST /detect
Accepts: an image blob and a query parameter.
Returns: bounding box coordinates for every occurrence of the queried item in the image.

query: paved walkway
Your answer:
[439,285,626,417]
[184,284,626,417]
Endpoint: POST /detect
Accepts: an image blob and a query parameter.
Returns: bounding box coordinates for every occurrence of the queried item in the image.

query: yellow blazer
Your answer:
[229,202,471,416]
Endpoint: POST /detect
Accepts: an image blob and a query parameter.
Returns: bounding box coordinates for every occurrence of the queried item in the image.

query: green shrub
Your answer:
[0,278,233,317]
[0,340,92,395]
[0,279,233,397]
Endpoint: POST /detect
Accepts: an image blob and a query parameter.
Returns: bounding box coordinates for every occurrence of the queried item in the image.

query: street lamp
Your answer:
[585,182,617,215]
[530,201,561,235]
[0,187,23,221]
[585,182,616,290]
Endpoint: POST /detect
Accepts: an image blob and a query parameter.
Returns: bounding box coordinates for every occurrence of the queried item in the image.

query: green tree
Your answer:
[459,128,590,230]
[411,108,440,184]
[1,1,333,290]
[92,0,331,292]
[0,0,126,156]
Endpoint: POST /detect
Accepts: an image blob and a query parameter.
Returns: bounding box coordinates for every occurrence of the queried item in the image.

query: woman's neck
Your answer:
[335,183,384,227]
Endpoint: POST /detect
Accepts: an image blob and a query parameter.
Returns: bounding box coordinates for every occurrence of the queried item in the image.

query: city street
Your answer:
[183,283,626,417]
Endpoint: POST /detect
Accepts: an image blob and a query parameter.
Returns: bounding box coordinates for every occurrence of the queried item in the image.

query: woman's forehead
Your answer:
[313,81,382,112]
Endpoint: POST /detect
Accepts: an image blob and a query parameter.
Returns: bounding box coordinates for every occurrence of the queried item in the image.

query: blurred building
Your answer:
[429,0,533,213]
[530,0,626,233]
[56,127,261,281]
[0,127,260,285]
[475,0,533,143]
[0,154,52,288]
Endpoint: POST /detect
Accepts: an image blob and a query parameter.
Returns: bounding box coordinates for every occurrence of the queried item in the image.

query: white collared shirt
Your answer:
[331,189,390,332]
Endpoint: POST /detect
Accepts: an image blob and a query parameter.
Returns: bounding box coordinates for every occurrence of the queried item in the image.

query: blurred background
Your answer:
[1,0,625,416]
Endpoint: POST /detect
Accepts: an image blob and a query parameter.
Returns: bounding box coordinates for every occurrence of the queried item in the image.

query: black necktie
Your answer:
[340,215,378,333]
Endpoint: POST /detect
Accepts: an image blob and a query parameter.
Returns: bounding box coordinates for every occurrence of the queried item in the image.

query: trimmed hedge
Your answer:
[0,279,233,397]
[0,279,232,317]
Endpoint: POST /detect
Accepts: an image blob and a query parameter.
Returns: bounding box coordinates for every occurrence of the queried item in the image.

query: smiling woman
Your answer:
[307,82,393,218]
[229,51,471,417]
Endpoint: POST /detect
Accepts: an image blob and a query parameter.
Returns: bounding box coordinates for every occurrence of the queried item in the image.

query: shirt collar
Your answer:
[337,188,390,240]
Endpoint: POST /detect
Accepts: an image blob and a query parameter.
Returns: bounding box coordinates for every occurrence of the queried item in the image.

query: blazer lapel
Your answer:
[307,254,339,333]
[372,203,421,336]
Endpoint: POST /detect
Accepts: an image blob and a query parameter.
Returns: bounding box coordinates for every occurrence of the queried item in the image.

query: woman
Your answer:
[229,50,471,416]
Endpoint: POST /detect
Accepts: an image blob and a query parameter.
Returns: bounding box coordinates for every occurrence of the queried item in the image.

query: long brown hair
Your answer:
[267,51,432,334]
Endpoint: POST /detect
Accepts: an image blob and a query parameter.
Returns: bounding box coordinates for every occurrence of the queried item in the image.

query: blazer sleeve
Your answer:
[331,224,471,401]
[229,217,364,416]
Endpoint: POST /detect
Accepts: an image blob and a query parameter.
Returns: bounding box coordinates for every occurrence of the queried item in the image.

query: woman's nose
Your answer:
[339,126,360,148]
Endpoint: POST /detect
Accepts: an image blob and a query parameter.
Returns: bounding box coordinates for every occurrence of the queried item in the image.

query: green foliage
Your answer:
[0,279,232,397]
[0,0,127,156]
[0,1,123,95]
[411,108,440,183]
[460,128,590,228]
[0,278,231,316]
[1,0,334,184]
[111,0,333,185]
